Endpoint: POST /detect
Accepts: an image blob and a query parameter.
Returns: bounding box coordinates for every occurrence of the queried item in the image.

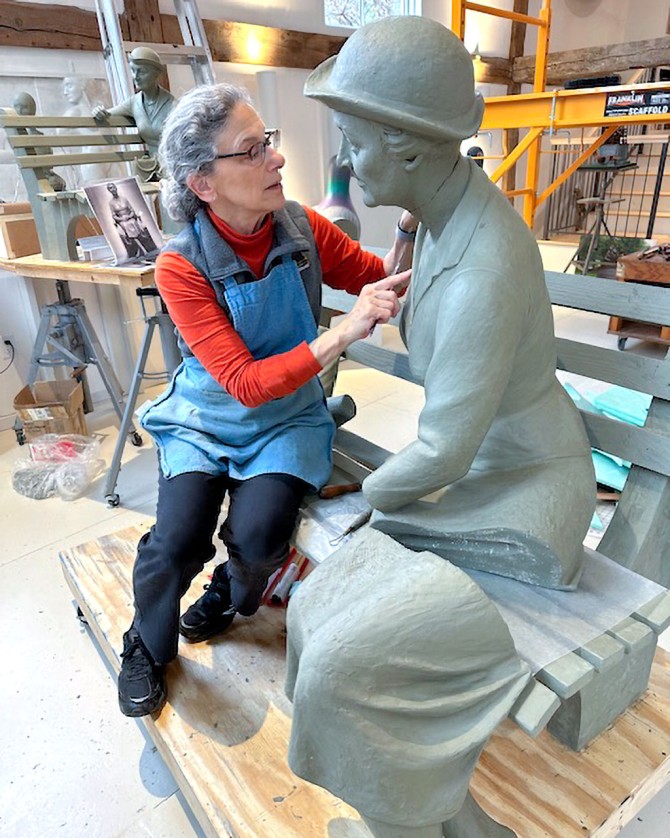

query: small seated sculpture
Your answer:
[12,92,66,192]
[93,47,176,182]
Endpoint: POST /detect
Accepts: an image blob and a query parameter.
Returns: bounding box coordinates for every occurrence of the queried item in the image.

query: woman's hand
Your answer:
[310,271,411,368]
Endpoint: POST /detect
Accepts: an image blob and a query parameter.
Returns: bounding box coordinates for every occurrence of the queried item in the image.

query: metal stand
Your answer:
[15,280,139,445]
[104,287,181,507]
[574,161,637,275]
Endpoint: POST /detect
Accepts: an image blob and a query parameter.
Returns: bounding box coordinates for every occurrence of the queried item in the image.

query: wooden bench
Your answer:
[59,268,670,836]
[0,110,151,261]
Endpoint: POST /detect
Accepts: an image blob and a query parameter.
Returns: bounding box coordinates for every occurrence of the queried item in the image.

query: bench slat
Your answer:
[9,133,145,148]
[546,269,670,327]
[18,150,146,168]
[576,633,626,672]
[535,652,596,699]
[579,410,670,478]
[508,679,561,738]
[556,338,670,400]
[0,113,134,129]
[345,341,414,383]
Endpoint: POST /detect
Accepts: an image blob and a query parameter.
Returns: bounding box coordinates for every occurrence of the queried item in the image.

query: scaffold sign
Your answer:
[604,89,670,118]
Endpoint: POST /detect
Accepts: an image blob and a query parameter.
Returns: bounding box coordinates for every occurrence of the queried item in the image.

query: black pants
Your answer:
[133,469,308,664]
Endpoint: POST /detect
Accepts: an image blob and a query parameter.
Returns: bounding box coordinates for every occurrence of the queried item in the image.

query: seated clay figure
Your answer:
[12,91,66,192]
[286,16,597,838]
[93,47,175,182]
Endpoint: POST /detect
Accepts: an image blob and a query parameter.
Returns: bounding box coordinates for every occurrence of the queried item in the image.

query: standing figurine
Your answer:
[93,47,176,181]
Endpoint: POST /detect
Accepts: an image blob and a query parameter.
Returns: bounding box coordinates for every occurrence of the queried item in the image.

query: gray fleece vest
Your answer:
[162,201,324,358]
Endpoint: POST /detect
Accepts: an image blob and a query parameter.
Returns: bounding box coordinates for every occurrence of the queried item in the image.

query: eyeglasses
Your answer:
[215,129,281,166]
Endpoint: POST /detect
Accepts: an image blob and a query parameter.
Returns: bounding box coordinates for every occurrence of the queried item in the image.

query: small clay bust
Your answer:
[12,91,66,192]
[93,47,176,180]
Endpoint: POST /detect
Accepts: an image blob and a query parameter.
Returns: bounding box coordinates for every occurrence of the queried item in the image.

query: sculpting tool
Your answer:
[318,482,362,499]
[328,508,373,546]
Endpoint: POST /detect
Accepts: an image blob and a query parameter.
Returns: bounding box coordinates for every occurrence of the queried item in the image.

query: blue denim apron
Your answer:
[138,255,335,490]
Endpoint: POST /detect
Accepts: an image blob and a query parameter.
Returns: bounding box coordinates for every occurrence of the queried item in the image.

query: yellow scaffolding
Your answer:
[452,0,670,227]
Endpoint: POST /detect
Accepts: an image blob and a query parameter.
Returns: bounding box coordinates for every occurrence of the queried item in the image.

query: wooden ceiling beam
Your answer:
[514,37,670,86]
[0,0,111,50]
[0,1,346,69]
[473,56,513,87]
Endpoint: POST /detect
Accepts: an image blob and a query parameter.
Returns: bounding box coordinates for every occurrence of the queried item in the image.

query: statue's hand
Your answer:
[92,105,109,121]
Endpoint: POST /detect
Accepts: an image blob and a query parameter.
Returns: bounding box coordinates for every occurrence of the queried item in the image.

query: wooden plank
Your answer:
[17,149,145,168]
[0,0,107,50]
[546,270,670,326]
[60,525,670,838]
[59,525,371,838]
[556,338,670,400]
[161,14,346,71]
[1,115,134,130]
[124,0,164,46]
[579,409,670,478]
[513,36,670,86]
[9,133,145,148]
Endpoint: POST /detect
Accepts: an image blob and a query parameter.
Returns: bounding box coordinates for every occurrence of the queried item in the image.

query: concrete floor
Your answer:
[1,308,670,837]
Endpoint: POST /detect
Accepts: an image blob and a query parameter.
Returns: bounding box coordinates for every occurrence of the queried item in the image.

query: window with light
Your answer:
[324,1,422,29]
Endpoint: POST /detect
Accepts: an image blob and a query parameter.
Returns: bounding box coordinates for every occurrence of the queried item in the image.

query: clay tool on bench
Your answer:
[328,507,373,546]
[318,482,362,499]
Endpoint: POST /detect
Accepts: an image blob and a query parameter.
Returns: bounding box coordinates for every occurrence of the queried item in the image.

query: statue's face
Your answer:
[130,61,161,92]
[333,112,404,208]
[63,78,83,103]
[108,185,118,197]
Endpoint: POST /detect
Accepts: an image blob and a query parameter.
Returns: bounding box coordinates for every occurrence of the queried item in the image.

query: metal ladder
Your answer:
[95,0,215,105]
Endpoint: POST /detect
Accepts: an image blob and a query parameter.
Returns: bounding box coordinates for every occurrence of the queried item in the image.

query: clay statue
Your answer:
[93,47,175,182]
[61,76,113,186]
[306,17,595,592]
[285,16,597,838]
[12,92,66,192]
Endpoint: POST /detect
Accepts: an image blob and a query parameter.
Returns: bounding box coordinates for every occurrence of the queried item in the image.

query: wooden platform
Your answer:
[60,524,670,838]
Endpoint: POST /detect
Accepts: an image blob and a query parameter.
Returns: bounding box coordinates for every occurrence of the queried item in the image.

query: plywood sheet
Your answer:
[60,525,670,838]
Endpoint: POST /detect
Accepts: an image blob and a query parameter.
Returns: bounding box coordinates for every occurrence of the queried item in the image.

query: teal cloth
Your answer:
[562,382,650,491]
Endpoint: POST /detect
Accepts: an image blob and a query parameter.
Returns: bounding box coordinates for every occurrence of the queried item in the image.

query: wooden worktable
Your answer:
[0,252,155,289]
[61,523,670,838]
[0,252,158,387]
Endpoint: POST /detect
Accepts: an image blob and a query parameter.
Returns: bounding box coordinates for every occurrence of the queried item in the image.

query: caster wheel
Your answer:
[106,493,120,508]
[617,337,628,351]
[15,429,26,446]
[130,431,143,447]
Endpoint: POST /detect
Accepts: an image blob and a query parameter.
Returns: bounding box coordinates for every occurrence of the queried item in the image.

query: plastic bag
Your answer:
[12,434,105,501]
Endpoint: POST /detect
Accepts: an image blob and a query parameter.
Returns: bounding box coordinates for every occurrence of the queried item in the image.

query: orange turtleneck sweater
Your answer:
[155,206,385,408]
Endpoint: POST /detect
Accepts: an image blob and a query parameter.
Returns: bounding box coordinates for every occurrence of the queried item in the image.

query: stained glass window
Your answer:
[324,1,421,29]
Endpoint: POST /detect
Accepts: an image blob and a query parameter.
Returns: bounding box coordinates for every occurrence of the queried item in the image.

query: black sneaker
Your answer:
[179,563,237,643]
[118,627,167,718]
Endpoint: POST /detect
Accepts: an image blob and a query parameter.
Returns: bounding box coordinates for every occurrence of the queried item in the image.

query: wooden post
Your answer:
[502,1,529,196]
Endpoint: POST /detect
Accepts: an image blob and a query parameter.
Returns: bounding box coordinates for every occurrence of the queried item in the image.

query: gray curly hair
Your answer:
[159,83,253,221]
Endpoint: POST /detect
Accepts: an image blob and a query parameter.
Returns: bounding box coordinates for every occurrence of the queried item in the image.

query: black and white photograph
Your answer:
[83,176,162,264]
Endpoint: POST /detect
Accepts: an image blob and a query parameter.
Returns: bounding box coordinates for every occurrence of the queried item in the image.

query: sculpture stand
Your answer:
[16,279,140,446]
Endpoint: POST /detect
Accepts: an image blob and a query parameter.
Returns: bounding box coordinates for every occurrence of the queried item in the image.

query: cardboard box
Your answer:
[14,380,88,441]
[0,203,40,259]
